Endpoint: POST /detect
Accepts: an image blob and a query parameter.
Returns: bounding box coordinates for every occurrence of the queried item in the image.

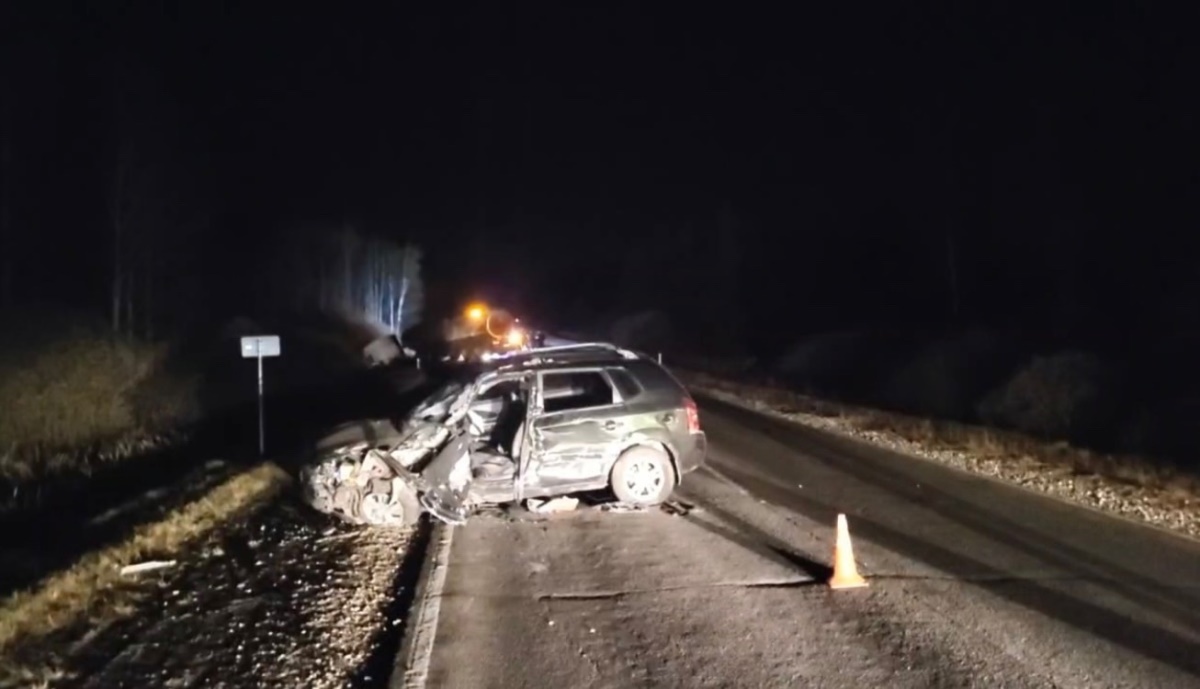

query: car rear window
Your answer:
[607,368,642,400]
[541,371,616,413]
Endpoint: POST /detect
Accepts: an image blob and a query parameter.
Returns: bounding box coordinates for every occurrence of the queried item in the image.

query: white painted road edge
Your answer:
[393,521,455,689]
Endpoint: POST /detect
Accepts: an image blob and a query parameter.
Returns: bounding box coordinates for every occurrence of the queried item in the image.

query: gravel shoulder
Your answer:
[19,497,426,689]
[679,371,1200,541]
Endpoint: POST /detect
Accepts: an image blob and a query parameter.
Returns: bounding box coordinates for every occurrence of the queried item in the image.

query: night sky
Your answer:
[4,2,1200,353]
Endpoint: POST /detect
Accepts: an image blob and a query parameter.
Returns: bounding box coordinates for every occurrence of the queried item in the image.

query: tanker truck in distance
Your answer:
[441,303,529,361]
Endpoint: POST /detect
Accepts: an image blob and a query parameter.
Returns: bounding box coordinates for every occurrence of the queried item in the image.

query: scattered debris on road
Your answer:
[118,560,176,576]
[598,502,647,514]
[526,496,579,513]
[660,499,697,516]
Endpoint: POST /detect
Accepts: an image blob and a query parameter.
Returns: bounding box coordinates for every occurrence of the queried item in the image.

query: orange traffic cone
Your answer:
[828,513,868,590]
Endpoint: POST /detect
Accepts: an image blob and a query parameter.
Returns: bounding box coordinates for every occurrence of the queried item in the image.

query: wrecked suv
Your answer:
[302,344,707,526]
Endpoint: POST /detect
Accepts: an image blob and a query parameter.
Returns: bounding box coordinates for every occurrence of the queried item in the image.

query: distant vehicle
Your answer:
[302,343,707,526]
[441,303,532,362]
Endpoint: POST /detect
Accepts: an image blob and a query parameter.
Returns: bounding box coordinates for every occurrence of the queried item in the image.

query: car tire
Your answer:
[357,478,422,527]
[610,446,676,506]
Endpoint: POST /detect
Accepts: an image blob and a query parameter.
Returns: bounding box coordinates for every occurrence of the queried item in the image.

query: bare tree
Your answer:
[107,135,161,337]
[0,20,14,311]
[713,201,742,309]
[391,245,423,335]
[106,62,209,340]
[108,141,136,334]
[940,105,963,321]
[266,225,423,333]
[0,98,12,310]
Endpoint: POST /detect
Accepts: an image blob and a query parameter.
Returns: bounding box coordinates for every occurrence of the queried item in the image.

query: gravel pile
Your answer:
[687,378,1200,541]
[52,500,419,689]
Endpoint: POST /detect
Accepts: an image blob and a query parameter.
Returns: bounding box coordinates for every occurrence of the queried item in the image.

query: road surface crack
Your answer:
[535,576,820,601]
[867,572,1186,585]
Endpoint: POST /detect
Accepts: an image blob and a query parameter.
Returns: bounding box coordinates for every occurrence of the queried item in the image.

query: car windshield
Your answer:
[407,379,470,423]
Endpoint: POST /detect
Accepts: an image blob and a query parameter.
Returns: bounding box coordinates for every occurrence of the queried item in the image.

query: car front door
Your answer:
[521,369,627,496]
[465,377,521,437]
[418,433,473,524]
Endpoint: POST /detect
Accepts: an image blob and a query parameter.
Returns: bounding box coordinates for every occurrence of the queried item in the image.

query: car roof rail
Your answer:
[485,342,642,367]
[511,342,638,358]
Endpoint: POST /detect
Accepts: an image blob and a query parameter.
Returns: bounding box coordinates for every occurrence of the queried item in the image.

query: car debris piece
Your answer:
[302,449,422,527]
[363,334,410,367]
[526,496,580,513]
[599,502,647,514]
[660,499,696,516]
[120,560,177,576]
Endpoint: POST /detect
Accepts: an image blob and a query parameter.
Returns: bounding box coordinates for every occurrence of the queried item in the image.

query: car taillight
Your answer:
[684,396,701,433]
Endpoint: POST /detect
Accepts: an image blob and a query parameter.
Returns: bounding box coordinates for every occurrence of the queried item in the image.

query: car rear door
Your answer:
[522,368,628,496]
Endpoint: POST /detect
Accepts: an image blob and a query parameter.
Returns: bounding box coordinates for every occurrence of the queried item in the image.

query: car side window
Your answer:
[607,368,642,400]
[540,371,616,413]
[476,379,518,401]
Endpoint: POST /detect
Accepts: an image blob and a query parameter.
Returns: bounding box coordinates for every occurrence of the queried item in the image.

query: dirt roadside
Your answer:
[6,492,429,689]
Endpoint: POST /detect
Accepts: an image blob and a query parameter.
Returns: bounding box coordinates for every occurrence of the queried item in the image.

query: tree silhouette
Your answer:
[265,225,423,334]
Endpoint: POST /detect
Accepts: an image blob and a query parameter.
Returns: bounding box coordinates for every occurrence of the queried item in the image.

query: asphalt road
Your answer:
[405,395,1200,688]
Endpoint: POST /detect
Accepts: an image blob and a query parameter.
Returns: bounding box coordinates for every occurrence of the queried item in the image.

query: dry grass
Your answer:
[0,335,161,448]
[682,370,1200,498]
[0,463,291,684]
[0,324,199,484]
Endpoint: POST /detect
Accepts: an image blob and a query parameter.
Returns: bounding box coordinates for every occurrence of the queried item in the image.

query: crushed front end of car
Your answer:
[300,378,478,526]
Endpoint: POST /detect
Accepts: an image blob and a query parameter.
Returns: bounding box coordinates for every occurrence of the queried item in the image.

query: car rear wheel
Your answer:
[610,446,676,506]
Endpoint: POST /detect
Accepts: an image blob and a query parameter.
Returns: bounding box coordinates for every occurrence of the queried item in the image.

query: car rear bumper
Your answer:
[676,431,707,477]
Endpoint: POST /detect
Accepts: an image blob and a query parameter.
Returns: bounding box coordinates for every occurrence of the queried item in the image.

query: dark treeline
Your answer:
[0,5,425,338]
[3,3,1200,362]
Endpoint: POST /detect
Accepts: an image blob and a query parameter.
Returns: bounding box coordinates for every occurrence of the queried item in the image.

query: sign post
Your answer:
[240,335,281,456]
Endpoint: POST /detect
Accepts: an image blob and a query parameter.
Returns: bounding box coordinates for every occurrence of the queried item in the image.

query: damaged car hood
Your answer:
[315,418,405,453]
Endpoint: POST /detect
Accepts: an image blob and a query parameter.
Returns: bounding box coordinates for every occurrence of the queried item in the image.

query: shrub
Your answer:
[1116,397,1200,466]
[772,330,915,402]
[609,310,673,353]
[877,329,1024,421]
[978,350,1123,446]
